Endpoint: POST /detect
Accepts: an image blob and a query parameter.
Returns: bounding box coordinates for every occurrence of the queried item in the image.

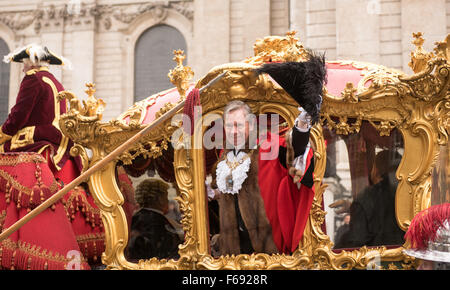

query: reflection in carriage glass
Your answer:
[115,149,184,262]
[324,121,405,249]
[431,143,450,206]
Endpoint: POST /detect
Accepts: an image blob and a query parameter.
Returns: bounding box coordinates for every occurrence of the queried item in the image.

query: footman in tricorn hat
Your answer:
[0,43,74,169]
[0,44,104,269]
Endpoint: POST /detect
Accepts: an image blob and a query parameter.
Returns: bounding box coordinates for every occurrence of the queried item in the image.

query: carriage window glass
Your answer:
[116,145,184,262]
[0,38,10,123]
[204,108,313,257]
[322,121,405,250]
[431,143,449,205]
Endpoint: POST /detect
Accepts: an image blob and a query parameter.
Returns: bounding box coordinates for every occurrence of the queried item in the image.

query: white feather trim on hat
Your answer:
[3,43,72,69]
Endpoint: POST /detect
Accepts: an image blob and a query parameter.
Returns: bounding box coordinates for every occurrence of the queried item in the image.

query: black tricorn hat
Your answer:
[3,44,65,65]
[254,50,327,124]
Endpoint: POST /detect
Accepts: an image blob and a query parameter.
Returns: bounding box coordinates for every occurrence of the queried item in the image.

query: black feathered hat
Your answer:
[254,50,327,124]
[3,44,67,66]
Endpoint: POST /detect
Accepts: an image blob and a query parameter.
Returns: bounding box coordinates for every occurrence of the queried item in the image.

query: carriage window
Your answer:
[322,121,405,250]
[431,143,450,205]
[0,38,10,123]
[116,145,184,262]
[203,103,315,257]
[134,25,187,102]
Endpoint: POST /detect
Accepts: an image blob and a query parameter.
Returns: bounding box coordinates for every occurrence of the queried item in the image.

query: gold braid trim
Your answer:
[0,152,45,166]
[0,169,59,196]
[0,237,88,267]
[0,169,33,195]
[0,209,6,232]
[76,232,106,244]
[64,187,101,215]
[63,186,102,228]
[76,232,105,263]
[0,126,12,145]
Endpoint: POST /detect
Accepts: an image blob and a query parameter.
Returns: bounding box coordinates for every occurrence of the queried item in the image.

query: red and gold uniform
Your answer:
[0,45,104,269]
[0,67,79,171]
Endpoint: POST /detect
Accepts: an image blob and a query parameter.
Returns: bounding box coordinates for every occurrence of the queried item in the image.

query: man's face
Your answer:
[224,108,252,148]
[160,193,169,214]
[343,215,350,224]
[370,164,382,185]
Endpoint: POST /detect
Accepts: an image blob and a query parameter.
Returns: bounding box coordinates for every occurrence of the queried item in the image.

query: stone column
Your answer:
[229,0,272,62]
[70,30,95,100]
[401,0,447,73]
[289,0,307,40]
[66,10,96,102]
[36,3,66,82]
[242,0,271,57]
[270,0,290,36]
[191,0,230,77]
[305,0,337,60]
[41,31,64,81]
[336,0,380,63]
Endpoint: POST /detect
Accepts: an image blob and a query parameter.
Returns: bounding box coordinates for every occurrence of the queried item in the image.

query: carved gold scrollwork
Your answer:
[69,144,89,173]
[244,30,309,65]
[341,82,358,103]
[58,31,450,270]
[434,34,450,62]
[409,32,435,74]
[368,120,398,136]
[399,58,450,102]
[321,113,363,135]
[168,49,194,100]
[434,100,450,145]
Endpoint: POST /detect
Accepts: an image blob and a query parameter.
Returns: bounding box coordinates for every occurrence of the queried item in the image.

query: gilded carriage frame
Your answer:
[58,32,450,270]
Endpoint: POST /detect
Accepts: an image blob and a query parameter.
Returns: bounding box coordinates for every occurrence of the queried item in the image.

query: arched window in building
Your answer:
[0,38,9,123]
[134,25,187,102]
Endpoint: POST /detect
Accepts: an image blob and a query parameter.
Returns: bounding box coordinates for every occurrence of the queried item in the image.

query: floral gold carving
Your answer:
[168,50,194,100]
[341,82,358,103]
[244,31,309,65]
[58,32,449,270]
[409,32,435,73]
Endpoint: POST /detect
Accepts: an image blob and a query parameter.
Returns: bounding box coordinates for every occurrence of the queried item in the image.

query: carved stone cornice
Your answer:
[0,1,193,33]
[0,10,35,31]
[112,1,193,25]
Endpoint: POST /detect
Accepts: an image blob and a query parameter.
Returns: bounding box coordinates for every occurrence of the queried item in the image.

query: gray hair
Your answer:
[223,100,252,121]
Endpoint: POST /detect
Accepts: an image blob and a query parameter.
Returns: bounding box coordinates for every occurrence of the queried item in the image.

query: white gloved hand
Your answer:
[205,179,217,200]
[295,107,312,132]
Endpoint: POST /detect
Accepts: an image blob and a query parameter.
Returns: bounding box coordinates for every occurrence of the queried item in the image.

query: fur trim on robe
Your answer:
[213,148,279,255]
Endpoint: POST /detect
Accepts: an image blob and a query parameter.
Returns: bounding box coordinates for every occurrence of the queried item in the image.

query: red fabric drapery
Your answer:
[258,134,315,253]
[0,152,91,270]
[44,149,105,266]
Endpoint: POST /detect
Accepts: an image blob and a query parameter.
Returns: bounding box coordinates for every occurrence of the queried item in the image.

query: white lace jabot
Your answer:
[216,151,251,194]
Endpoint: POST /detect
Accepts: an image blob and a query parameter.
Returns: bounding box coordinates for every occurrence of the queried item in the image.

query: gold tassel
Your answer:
[5,181,10,203]
[16,191,22,209]
[27,257,32,270]
[11,250,16,270]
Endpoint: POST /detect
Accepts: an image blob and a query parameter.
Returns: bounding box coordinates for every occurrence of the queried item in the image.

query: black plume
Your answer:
[254,50,327,124]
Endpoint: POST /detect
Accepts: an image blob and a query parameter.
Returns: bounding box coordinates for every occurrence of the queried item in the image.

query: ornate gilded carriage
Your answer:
[58,31,449,270]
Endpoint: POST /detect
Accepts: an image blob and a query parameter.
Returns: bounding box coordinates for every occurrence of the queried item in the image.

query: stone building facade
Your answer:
[0,0,448,246]
[0,0,448,121]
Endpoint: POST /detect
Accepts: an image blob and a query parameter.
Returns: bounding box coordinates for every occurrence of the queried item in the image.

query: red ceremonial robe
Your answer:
[0,67,80,171]
[0,67,104,267]
[0,153,90,270]
[258,133,315,254]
